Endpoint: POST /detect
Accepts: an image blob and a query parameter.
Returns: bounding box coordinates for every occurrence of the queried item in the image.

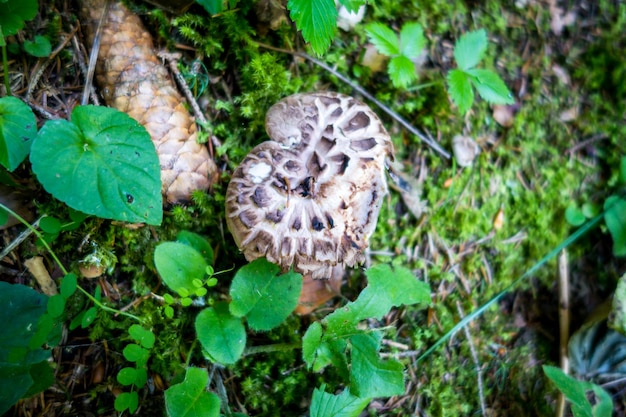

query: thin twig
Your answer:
[0,216,41,261]
[256,42,451,159]
[456,300,487,417]
[557,249,570,417]
[82,0,110,105]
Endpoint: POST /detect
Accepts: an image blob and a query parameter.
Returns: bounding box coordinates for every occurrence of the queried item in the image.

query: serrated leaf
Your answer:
[229,258,302,331]
[30,105,162,225]
[337,0,364,13]
[466,68,514,105]
[287,0,337,56]
[154,242,208,297]
[399,22,425,60]
[310,386,370,417]
[0,96,37,171]
[388,55,417,89]
[0,0,38,36]
[23,35,51,58]
[365,23,400,56]
[165,367,220,417]
[454,29,488,70]
[349,333,404,398]
[447,69,474,114]
[604,196,626,257]
[195,302,246,365]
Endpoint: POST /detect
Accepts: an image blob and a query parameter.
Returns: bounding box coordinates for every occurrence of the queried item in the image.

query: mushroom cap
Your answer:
[225,92,393,279]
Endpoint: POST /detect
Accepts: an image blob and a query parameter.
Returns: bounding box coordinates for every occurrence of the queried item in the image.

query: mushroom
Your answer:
[225,92,393,299]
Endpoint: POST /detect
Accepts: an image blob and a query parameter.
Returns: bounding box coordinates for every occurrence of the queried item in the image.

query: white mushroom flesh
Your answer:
[225,92,393,279]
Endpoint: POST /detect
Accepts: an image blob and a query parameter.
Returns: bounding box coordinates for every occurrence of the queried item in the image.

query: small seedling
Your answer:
[365,21,426,89]
[446,29,514,114]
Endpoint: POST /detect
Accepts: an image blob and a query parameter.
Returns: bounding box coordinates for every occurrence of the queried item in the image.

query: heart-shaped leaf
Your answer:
[165,367,220,417]
[0,97,37,171]
[195,302,246,365]
[31,105,162,225]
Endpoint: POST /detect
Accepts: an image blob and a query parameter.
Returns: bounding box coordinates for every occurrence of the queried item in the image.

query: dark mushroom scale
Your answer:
[226,92,393,279]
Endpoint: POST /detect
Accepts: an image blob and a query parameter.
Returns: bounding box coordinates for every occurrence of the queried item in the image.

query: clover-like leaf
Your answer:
[31,105,162,225]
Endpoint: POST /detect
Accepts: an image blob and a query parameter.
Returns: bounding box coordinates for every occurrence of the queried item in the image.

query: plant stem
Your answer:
[243,343,301,356]
[1,36,11,96]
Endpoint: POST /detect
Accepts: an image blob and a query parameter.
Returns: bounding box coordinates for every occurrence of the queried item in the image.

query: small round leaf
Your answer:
[195,302,245,365]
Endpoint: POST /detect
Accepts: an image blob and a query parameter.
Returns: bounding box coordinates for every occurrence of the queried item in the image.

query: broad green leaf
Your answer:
[287,0,337,56]
[0,0,38,36]
[0,96,37,171]
[154,242,208,296]
[195,302,246,364]
[60,273,78,299]
[39,216,61,234]
[195,0,223,15]
[365,23,400,56]
[399,22,425,60]
[543,365,613,417]
[620,156,626,184]
[114,391,139,413]
[604,196,626,257]
[454,29,488,70]
[565,205,586,226]
[447,69,474,114]
[349,333,404,398]
[310,386,370,417]
[165,367,220,417]
[466,68,514,105]
[23,35,51,57]
[229,258,302,331]
[389,55,417,89]
[31,105,162,225]
[128,325,155,349]
[0,363,35,415]
[123,344,149,366]
[23,360,54,398]
[176,230,214,266]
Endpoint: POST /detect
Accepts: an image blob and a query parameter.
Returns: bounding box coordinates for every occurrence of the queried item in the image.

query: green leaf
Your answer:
[0,206,7,226]
[337,0,365,13]
[543,365,613,417]
[30,105,162,225]
[302,322,349,375]
[365,23,400,56]
[454,29,488,70]
[176,230,214,266]
[582,202,601,219]
[565,205,586,226]
[349,333,404,398]
[154,242,209,296]
[195,302,246,365]
[164,367,220,417]
[466,68,514,105]
[388,55,417,89]
[195,0,223,15]
[128,325,155,349]
[447,69,474,114]
[60,273,77,299]
[399,22,425,59]
[114,391,139,413]
[310,386,370,417]
[123,344,150,366]
[288,0,337,56]
[46,294,65,319]
[39,216,61,234]
[23,35,51,57]
[0,96,37,171]
[620,156,626,184]
[117,367,137,386]
[81,307,97,328]
[604,196,626,257]
[229,258,302,331]
[0,0,38,36]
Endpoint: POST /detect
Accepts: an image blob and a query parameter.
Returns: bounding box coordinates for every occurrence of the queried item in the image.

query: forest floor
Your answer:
[2,0,626,416]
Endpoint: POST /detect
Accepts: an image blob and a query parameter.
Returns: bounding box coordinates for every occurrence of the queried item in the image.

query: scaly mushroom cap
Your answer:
[225,92,393,279]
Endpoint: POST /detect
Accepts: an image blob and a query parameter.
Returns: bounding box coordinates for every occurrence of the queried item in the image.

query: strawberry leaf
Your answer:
[365,23,400,56]
[466,68,514,105]
[389,55,416,89]
[447,69,474,114]
[454,29,488,70]
[399,22,425,60]
[288,0,337,56]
